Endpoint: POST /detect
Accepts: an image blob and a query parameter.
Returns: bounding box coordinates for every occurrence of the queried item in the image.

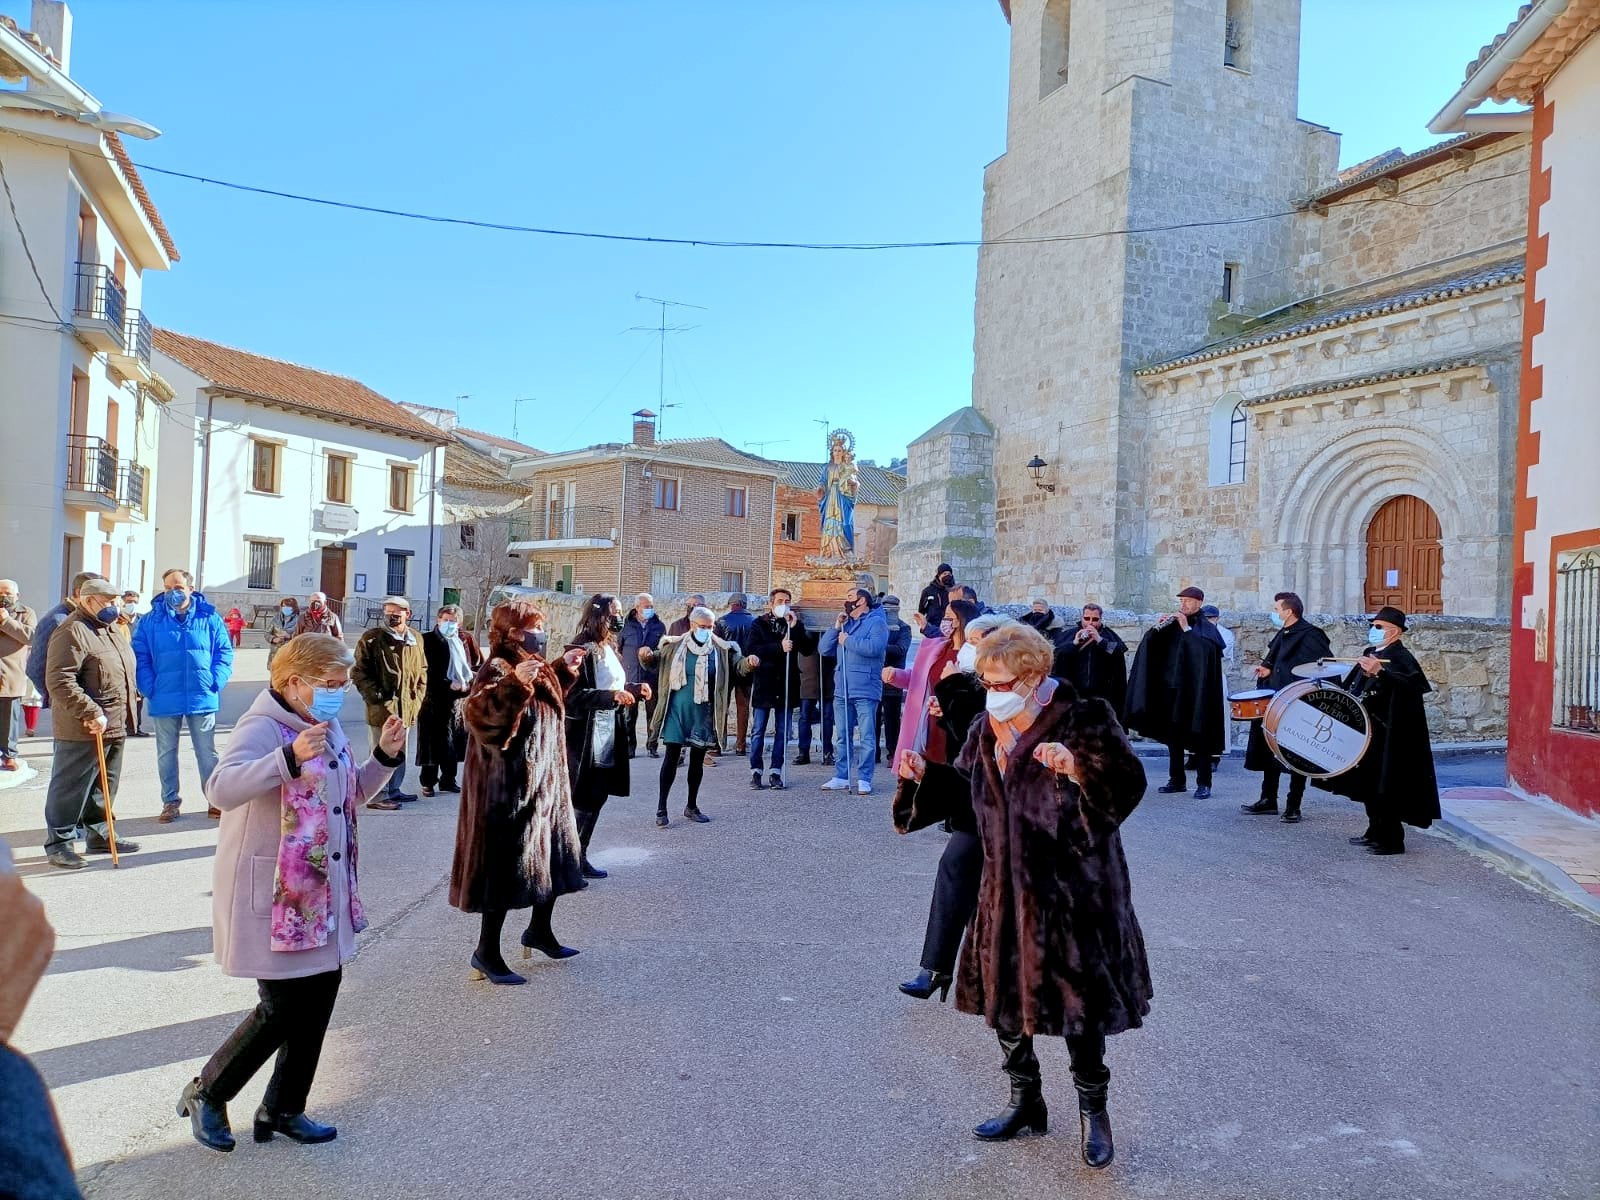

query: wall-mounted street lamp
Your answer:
[1026,455,1056,493]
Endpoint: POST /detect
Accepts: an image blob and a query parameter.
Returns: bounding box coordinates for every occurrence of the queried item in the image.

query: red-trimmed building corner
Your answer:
[1432,1,1600,816]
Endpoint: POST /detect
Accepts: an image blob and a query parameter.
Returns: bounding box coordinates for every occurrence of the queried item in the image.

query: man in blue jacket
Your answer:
[818,588,889,795]
[132,568,233,823]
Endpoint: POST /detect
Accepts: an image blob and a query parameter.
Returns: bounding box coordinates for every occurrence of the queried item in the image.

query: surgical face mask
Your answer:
[305,684,347,723]
[985,688,1028,722]
[692,627,712,645]
[386,612,404,628]
[281,605,295,619]
[956,643,978,672]
[439,620,459,638]
[641,607,655,621]
[772,603,788,620]
[1269,610,1285,629]
[1367,626,1387,647]
[938,618,955,638]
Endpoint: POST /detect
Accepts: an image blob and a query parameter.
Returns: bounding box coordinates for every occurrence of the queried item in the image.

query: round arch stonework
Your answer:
[1268,424,1487,615]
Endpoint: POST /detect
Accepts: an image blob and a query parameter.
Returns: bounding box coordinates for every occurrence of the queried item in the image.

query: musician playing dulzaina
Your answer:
[1314,606,1441,855]
[1241,592,1330,823]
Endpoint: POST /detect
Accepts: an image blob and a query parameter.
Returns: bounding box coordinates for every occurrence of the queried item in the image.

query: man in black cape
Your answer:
[1052,603,1128,718]
[1314,606,1440,855]
[1125,587,1225,798]
[1240,591,1332,822]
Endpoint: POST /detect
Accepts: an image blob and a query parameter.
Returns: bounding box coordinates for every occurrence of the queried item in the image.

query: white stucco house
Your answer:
[0,2,178,602]
[152,330,448,630]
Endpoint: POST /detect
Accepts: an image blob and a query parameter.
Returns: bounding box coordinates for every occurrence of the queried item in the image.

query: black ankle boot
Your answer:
[178,1078,234,1152]
[1073,1074,1114,1168]
[973,1087,1048,1140]
[254,1106,337,1144]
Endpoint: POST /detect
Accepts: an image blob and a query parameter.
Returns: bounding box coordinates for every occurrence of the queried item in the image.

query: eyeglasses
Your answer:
[979,674,1033,694]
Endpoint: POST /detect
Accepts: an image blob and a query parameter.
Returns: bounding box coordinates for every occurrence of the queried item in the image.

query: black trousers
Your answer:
[43,737,120,850]
[626,696,659,754]
[920,830,983,974]
[1167,741,1211,788]
[1260,762,1306,806]
[658,744,708,812]
[1364,801,1404,849]
[876,694,904,765]
[996,1028,1109,1095]
[201,970,342,1115]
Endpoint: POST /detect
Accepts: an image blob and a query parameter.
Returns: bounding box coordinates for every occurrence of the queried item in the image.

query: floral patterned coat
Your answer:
[208,688,397,980]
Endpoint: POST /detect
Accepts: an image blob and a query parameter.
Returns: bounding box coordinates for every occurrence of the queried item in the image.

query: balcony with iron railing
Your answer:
[64,434,118,509]
[116,461,147,517]
[109,308,155,381]
[507,506,617,550]
[73,262,127,354]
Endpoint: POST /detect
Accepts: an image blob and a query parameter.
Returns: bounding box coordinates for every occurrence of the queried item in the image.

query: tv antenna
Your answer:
[744,438,789,456]
[511,397,537,442]
[629,293,704,438]
[454,394,470,421]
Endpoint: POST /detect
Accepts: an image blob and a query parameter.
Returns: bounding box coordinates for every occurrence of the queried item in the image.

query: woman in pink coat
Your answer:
[178,634,405,1154]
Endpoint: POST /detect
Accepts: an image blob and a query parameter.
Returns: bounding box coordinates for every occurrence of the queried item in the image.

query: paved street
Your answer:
[4,654,1597,1200]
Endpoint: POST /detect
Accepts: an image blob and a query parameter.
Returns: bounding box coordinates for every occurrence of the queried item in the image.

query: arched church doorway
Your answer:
[1365,495,1443,614]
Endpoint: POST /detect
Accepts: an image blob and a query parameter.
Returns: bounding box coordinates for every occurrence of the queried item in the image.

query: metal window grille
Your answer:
[721,570,745,593]
[386,552,408,598]
[1228,402,1247,483]
[246,541,277,590]
[1554,549,1600,732]
[726,487,747,518]
[529,561,554,590]
[460,523,477,550]
[653,478,679,510]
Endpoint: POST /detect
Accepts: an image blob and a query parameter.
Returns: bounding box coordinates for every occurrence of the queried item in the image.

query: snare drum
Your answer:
[1260,679,1371,779]
[1227,689,1275,721]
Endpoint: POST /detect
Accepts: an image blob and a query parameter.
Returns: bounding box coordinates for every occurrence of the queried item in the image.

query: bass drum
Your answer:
[1260,679,1371,780]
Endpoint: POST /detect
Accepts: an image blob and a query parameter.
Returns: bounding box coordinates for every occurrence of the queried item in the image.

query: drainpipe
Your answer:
[767,477,776,593]
[196,391,215,590]
[616,459,628,595]
[425,444,439,608]
[1427,0,1569,133]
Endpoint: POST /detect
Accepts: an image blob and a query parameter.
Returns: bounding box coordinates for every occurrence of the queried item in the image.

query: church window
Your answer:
[1207,392,1248,486]
[1221,262,1240,304]
[1224,0,1251,71]
[1040,0,1070,98]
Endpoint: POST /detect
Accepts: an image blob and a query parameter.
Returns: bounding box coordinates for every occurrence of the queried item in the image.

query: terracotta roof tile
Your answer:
[455,426,544,456]
[444,441,531,493]
[153,329,447,443]
[1482,0,1600,101]
[1307,132,1511,204]
[104,132,178,263]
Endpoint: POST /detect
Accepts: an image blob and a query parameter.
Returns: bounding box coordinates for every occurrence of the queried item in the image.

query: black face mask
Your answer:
[939,574,953,586]
[522,629,548,655]
[386,613,404,628]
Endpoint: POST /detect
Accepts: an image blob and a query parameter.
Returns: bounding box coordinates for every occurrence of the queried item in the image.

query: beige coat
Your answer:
[0,603,36,699]
[45,610,137,739]
[207,689,394,980]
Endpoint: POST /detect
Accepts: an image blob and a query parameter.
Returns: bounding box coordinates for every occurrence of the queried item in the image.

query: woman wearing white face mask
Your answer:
[897,623,1151,1171]
[647,607,749,827]
[183,634,406,1153]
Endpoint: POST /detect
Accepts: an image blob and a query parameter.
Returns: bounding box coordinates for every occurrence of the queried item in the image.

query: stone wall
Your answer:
[890,408,996,602]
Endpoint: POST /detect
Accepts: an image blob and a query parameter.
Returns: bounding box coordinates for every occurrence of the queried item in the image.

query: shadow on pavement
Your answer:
[16,843,218,878]
[32,1010,252,1090]
[47,928,214,977]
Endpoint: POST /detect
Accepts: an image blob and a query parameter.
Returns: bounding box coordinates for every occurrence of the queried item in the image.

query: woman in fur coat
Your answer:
[898,623,1151,1171]
[449,599,589,986]
[563,594,641,879]
[647,605,749,828]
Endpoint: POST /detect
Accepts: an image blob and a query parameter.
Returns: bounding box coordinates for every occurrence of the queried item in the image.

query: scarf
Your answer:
[668,633,724,705]
[991,677,1059,774]
[269,721,366,953]
[444,631,472,688]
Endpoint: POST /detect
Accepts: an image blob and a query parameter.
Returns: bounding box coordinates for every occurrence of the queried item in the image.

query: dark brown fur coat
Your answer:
[951,683,1154,1038]
[449,648,586,913]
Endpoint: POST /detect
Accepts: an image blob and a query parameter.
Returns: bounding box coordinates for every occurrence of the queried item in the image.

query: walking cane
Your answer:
[781,644,791,789]
[91,726,120,869]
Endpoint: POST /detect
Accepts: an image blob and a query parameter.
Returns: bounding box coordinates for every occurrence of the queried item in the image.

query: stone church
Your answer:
[893,0,1528,618]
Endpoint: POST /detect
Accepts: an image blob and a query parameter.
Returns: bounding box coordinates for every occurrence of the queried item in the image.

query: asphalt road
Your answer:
[4,656,1595,1200]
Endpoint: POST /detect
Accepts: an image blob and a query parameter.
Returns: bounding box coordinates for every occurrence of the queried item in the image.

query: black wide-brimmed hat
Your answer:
[1368,605,1408,630]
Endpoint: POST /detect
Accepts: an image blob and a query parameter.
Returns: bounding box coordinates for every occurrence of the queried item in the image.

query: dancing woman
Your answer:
[564,594,638,879]
[450,599,589,985]
[898,623,1150,1170]
[648,605,748,827]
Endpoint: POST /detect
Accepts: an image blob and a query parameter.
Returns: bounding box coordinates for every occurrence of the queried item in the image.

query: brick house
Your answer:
[507,410,782,599]
[772,460,905,596]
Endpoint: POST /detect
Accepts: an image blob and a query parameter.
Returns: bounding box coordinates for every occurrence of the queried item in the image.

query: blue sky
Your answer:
[37,0,1520,467]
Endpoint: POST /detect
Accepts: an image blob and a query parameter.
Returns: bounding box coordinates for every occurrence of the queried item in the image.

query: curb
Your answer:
[1432,810,1600,924]
[1130,742,1505,760]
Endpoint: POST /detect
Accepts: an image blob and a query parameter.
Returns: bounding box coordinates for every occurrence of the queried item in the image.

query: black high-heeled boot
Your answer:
[897,969,953,1001]
[974,1033,1048,1141]
[1073,1071,1114,1168]
[177,1077,235,1153]
[254,1106,337,1144]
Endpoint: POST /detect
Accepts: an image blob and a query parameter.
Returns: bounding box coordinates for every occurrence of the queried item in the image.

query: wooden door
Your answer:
[319,546,348,604]
[1365,495,1443,614]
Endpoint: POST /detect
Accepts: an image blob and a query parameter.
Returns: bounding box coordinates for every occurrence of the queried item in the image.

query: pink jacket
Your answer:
[888,633,951,762]
[207,689,393,980]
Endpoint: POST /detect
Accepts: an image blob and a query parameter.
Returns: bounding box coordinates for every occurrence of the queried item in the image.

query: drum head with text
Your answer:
[1261,680,1371,779]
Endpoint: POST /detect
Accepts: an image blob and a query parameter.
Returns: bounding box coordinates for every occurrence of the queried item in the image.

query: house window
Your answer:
[529,561,554,590]
[651,564,680,596]
[1224,0,1250,69]
[1207,392,1249,487]
[781,512,802,542]
[460,523,477,551]
[326,454,352,504]
[721,570,745,593]
[726,487,747,518]
[386,551,409,597]
[653,477,679,511]
[1554,548,1600,731]
[246,540,278,589]
[1040,0,1070,98]
[388,465,414,513]
[250,440,281,494]
[1221,262,1240,304]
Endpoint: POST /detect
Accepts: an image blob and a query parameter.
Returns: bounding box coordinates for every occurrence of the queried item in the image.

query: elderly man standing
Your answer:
[620,592,666,758]
[298,591,344,640]
[352,596,426,809]
[0,580,37,771]
[133,568,234,823]
[24,570,104,707]
[43,578,141,868]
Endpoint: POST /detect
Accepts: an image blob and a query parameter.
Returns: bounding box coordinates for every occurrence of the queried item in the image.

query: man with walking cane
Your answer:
[745,589,816,791]
[819,589,889,796]
[42,578,140,869]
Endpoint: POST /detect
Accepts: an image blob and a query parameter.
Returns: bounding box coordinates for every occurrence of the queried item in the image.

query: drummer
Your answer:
[1241,592,1330,823]
[1316,607,1441,855]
